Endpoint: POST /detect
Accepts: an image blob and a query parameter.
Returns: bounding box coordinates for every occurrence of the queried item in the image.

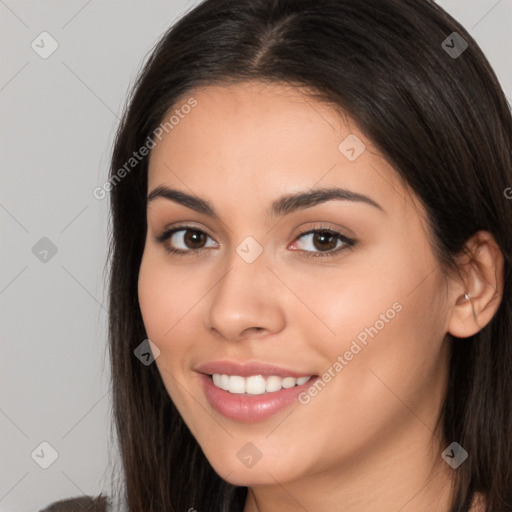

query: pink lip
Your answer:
[199,373,319,423]
[195,360,315,378]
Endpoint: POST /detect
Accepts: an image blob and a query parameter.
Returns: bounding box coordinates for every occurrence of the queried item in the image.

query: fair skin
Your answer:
[137,81,502,512]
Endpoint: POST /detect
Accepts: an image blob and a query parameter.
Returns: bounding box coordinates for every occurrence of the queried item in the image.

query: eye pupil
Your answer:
[314,231,337,251]
[185,229,206,248]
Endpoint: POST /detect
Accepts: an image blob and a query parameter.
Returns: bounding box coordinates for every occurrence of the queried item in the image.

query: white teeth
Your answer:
[211,374,313,395]
[212,374,221,386]
[265,375,283,393]
[281,377,296,388]
[219,374,230,391]
[246,375,266,394]
[229,375,246,394]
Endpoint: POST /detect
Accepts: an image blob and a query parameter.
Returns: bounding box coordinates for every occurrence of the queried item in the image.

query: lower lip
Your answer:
[199,373,318,423]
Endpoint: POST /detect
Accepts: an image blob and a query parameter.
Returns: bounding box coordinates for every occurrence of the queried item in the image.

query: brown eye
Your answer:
[155,226,217,255]
[292,228,357,259]
[311,231,338,251]
[182,229,208,249]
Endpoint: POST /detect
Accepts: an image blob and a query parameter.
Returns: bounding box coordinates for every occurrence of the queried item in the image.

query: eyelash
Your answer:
[154,225,357,259]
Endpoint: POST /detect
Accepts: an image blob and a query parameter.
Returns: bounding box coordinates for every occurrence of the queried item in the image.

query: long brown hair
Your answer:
[105,1,512,510]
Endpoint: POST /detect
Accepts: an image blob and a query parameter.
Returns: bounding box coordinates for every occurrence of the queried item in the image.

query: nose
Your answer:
[204,248,286,342]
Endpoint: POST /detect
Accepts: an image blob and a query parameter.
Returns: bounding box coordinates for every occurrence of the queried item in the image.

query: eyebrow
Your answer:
[147,185,385,218]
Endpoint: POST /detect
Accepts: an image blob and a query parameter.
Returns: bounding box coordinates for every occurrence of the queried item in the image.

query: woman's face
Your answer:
[138,81,454,487]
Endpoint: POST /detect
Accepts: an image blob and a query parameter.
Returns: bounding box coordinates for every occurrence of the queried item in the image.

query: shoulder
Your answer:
[39,495,110,512]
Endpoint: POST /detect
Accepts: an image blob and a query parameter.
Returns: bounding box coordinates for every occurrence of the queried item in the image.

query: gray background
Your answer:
[0,1,510,511]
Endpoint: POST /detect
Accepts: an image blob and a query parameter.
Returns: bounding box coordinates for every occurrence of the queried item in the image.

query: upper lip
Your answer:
[195,360,316,378]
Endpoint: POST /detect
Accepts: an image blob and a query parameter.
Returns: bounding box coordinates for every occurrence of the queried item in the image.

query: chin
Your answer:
[208,456,299,487]
[220,469,280,487]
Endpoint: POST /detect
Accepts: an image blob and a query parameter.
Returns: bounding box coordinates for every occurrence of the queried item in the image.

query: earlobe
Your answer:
[447,231,504,339]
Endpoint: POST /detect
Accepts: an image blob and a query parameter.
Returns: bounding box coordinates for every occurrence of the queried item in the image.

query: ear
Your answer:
[447,230,504,338]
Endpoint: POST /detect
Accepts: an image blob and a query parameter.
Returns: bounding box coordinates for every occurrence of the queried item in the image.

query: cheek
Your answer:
[323,276,446,425]
[137,257,168,339]
[307,244,446,408]
[315,236,437,349]
[295,252,403,348]
[137,251,197,348]
[137,253,198,407]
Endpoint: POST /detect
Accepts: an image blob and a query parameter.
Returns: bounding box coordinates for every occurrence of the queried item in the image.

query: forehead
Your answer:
[146,81,414,219]
[148,81,347,174]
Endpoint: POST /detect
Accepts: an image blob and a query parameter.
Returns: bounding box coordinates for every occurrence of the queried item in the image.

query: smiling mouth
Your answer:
[207,373,315,395]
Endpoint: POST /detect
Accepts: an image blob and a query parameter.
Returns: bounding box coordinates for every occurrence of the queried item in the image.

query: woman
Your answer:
[41,0,512,510]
